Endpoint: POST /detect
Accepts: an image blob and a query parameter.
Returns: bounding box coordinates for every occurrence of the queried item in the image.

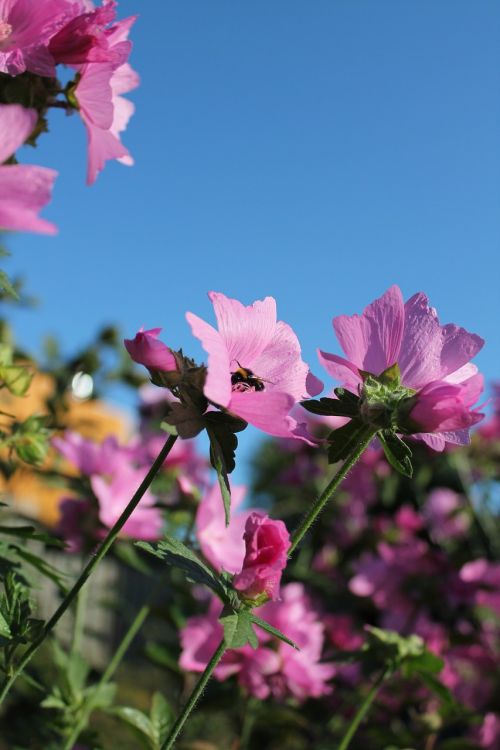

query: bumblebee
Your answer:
[230,362,266,392]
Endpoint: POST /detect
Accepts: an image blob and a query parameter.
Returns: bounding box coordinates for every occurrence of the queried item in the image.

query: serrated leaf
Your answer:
[250,614,299,650]
[379,430,413,477]
[220,610,258,649]
[327,420,372,463]
[150,692,173,747]
[301,396,360,418]
[136,538,226,599]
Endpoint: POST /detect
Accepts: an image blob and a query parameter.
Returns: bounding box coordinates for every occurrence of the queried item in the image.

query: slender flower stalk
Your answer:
[0,433,178,706]
[336,668,389,750]
[289,428,376,554]
[161,638,227,750]
[63,600,153,750]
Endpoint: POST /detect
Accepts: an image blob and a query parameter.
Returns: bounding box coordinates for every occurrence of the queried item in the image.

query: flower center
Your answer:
[230,365,265,393]
[0,20,12,44]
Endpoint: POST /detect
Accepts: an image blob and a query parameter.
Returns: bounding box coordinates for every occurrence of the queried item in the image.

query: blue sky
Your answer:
[5,1,500,475]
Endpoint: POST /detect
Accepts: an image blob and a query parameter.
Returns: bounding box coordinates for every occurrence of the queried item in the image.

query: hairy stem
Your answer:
[161,638,227,750]
[0,433,178,706]
[289,428,375,554]
[336,668,388,750]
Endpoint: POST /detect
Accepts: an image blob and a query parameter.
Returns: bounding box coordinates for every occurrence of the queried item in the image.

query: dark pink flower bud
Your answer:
[409,374,484,434]
[124,328,177,372]
[233,512,290,602]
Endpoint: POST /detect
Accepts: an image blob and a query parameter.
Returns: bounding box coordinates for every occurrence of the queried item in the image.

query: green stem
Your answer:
[336,668,388,750]
[62,600,152,750]
[0,433,178,706]
[70,575,88,658]
[161,638,227,750]
[289,428,375,554]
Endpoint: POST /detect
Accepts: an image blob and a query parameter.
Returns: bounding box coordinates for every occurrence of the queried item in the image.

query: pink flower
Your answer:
[423,488,469,543]
[0,104,57,234]
[180,584,334,701]
[124,328,177,372]
[55,497,92,553]
[196,482,258,574]
[460,559,500,614]
[91,460,163,540]
[48,0,121,65]
[187,292,322,440]
[478,713,500,749]
[232,512,290,602]
[0,0,72,76]
[318,285,484,450]
[410,375,484,434]
[52,431,125,475]
[74,15,139,184]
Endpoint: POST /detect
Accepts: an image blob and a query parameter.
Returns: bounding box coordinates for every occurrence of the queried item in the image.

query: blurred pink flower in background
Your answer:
[180,584,334,701]
[187,291,322,440]
[0,104,57,234]
[423,488,470,543]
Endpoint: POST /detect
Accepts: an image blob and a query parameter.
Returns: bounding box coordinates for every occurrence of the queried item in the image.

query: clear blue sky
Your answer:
[5,1,500,475]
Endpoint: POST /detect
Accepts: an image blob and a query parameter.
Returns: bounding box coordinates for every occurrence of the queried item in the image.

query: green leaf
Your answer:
[106,706,153,747]
[220,609,258,649]
[14,546,68,592]
[0,607,12,640]
[416,670,454,706]
[250,614,299,650]
[145,642,182,673]
[301,395,360,418]
[207,427,233,526]
[0,524,65,547]
[0,365,32,396]
[378,430,413,477]
[136,537,226,599]
[150,692,173,747]
[403,649,444,676]
[326,420,372,464]
[0,270,18,300]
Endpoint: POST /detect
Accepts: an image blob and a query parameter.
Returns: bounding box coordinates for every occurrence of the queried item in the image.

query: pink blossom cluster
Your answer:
[53,426,206,550]
[180,584,335,701]
[0,0,138,234]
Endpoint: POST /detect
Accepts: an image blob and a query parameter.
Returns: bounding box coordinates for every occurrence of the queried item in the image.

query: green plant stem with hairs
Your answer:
[0,433,178,706]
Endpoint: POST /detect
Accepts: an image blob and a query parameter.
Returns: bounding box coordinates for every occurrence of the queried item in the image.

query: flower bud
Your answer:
[233,512,290,603]
[124,328,177,372]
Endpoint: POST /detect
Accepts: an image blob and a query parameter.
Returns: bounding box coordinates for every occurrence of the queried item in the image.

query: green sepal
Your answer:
[378,430,413,477]
[250,614,300,650]
[220,609,258,649]
[377,362,401,387]
[326,420,373,464]
[301,393,360,418]
[136,537,229,601]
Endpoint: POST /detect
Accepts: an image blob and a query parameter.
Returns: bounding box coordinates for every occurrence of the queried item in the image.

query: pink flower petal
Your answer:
[333,285,404,374]
[0,104,36,162]
[229,390,296,438]
[317,349,362,391]
[186,311,232,407]
[209,291,277,365]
